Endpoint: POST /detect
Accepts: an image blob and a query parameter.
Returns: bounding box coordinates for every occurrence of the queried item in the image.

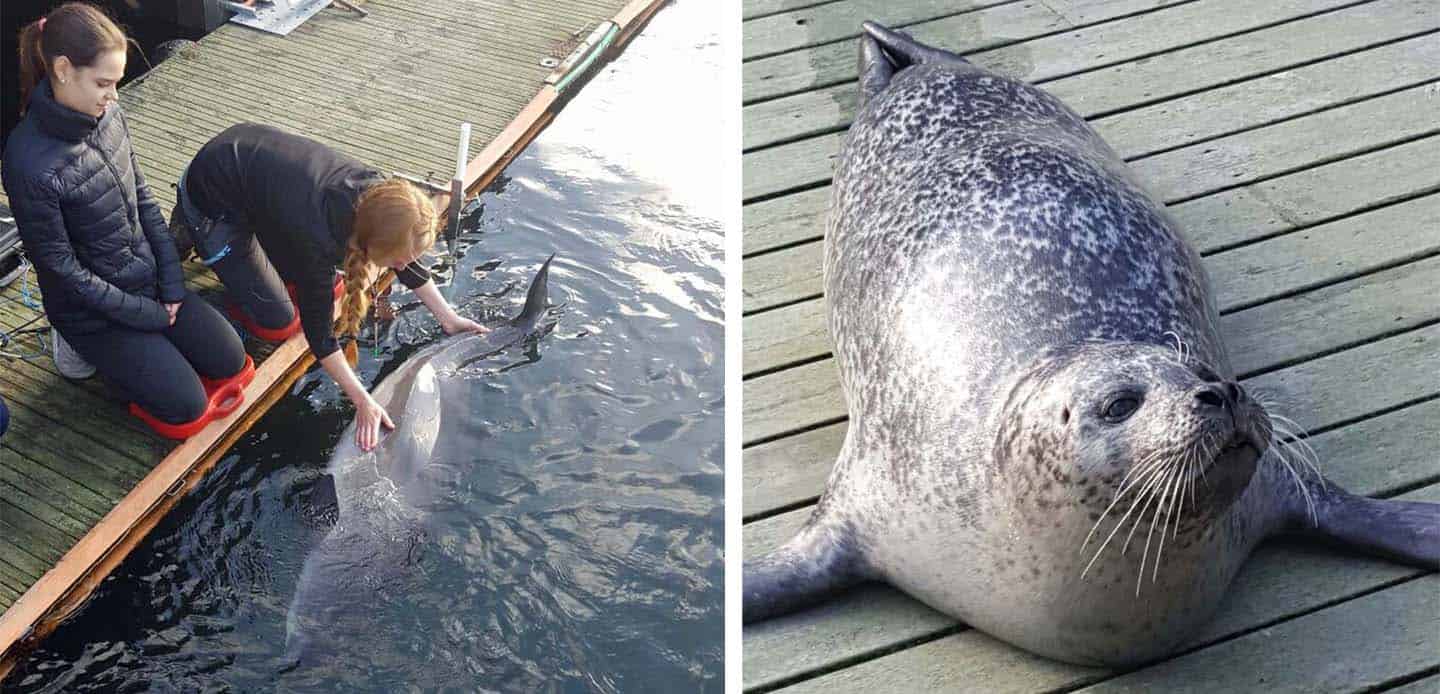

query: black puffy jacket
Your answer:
[1,80,185,334]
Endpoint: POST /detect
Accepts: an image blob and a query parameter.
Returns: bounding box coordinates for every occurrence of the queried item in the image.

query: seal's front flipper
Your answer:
[1298,482,1440,568]
[744,516,867,623]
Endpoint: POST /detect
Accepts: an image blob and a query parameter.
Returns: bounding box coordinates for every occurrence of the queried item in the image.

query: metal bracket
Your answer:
[221,0,354,36]
[545,22,619,92]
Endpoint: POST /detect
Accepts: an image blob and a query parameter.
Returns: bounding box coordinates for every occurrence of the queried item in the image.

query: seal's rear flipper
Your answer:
[744,517,866,623]
[858,28,896,107]
[1297,482,1439,568]
[858,22,975,107]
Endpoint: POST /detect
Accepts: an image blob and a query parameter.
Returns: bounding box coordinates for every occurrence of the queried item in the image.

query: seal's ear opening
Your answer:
[858,22,973,107]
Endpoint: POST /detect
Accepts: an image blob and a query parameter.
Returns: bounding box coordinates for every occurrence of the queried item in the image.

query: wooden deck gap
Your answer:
[741,0,1029,63]
[746,414,848,449]
[744,28,1440,156]
[741,0,1383,105]
[748,623,972,694]
[745,350,1440,450]
[743,493,821,524]
[745,0,848,23]
[1043,571,1436,694]
[1167,125,1440,207]
[1366,665,1440,694]
[1223,255,1440,319]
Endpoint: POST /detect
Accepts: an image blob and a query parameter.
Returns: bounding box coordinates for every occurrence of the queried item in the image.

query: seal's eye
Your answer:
[1102,395,1141,422]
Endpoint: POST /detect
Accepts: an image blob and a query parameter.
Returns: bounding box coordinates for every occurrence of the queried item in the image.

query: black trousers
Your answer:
[173,202,297,332]
[65,291,247,424]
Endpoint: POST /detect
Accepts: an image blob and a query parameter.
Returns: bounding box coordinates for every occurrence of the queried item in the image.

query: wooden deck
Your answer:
[741,0,1440,691]
[0,0,664,680]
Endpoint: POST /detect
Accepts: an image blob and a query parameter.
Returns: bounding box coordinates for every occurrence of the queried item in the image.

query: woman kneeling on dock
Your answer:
[1,4,248,431]
[172,123,487,451]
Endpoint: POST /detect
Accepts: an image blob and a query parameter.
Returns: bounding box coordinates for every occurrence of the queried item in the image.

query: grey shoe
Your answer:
[51,328,96,380]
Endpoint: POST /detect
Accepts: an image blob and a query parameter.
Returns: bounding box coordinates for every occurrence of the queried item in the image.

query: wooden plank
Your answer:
[746,0,845,21]
[0,421,145,498]
[743,257,1440,517]
[745,130,1440,257]
[745,20,1440,151]
[743,0,1368,102]
[746,76,1440,201]
[1076,575,1439,693]
[0,531,49,585]
[0,557,36,597]
[0,449,114,519]
[746,305,1439,444]
[745,190,1440,333]
[743,0,1012,60]
[0,355,162,452]
[746,461,1440,691]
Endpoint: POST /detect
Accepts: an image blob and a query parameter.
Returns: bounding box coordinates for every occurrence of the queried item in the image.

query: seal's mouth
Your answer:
[1213,438,1260,469]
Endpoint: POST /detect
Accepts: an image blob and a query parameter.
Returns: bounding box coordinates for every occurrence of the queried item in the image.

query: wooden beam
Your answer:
[0,0,669,681]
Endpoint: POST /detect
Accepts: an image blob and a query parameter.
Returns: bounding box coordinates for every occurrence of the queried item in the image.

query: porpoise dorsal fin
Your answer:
[510,254,554,327]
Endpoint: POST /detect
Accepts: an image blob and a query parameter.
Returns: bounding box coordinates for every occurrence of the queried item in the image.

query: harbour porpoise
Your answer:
[282,255,555,668]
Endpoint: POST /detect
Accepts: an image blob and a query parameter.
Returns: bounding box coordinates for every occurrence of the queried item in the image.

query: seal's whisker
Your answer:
[1268,415,1324,486]
[1081,457,1173,579]
[1271,445,1318,527]
[1081,449,1170,551]
[1121,466,1172,558]
[1146,463,1180,581]
[1146,466,1184,587]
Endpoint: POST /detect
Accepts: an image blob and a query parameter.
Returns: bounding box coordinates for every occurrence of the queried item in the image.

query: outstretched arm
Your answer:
[410,278,487,335]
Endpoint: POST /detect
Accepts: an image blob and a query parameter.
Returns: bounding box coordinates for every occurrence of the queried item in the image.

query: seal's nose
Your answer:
[1195,381,1245,411]
[1195,385,1228,409]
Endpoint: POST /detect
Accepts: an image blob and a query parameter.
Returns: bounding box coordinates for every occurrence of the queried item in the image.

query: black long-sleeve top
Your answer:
[182,123,430,359]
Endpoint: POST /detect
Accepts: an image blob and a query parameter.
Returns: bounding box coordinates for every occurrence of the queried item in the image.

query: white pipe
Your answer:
[454,122,472,181]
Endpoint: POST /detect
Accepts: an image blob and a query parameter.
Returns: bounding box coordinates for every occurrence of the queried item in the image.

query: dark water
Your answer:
[11,1,725,690]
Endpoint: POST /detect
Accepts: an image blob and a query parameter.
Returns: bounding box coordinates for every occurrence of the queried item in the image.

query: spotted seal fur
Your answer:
[742,23,1440,666]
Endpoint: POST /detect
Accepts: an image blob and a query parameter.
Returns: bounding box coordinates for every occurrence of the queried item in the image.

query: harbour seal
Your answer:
[742,23,1440,666]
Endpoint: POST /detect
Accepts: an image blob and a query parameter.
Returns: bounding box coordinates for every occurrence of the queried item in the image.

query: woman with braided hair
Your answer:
[172,123,486,451]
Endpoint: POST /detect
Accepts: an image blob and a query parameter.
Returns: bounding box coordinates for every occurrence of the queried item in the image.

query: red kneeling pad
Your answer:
[224,274,344,342]
[129,354,256,440]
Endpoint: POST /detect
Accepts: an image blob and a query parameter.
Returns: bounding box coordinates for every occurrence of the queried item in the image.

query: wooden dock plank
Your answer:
[743,0,1367,103]
[746,0,846,21]
[746,76,1440,201]
[744,4,1440,149]
[743,0,1011,60]
[1075,574,1440,693]
[744,187,1439,335]
[743,258,1440,517]
[744,130,1440,257]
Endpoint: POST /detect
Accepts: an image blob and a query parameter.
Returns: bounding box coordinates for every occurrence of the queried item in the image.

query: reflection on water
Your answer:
[11,1,724,691]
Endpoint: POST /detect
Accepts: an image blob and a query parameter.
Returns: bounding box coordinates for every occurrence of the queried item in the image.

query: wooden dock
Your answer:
[0,0,665,680]
[742,0,1439,691]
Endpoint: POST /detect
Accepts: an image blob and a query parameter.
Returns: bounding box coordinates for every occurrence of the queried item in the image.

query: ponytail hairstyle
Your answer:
[336,179,440,336]
[17,2,128,114]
